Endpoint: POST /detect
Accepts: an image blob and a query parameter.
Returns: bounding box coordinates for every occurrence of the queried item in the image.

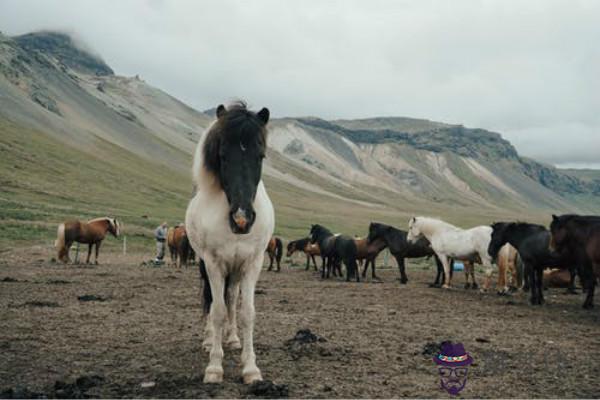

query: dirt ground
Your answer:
[1,247,599,398]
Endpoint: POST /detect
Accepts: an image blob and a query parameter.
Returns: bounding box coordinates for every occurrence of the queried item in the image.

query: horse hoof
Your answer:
[464,283,471,289]
[203,369,224,384]
[442,284,451,290]
[583,303,594,309]
[242,370,262,385]
[471,283,479,290]
[400,279,408,285]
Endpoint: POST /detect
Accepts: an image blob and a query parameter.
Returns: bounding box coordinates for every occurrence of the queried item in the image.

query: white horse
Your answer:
[185,102,274,384]
[407,216,494,289]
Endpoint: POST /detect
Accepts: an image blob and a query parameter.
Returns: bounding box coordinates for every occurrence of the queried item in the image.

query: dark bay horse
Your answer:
[286,237,320,270]
[167,225,195,268]
[354,237,388,280]
[366,222,451,285]
[266,237,283,271]
[55,217,120,264]
[550,214,600,309]
[310,224,359,281]
[488,222,572,306]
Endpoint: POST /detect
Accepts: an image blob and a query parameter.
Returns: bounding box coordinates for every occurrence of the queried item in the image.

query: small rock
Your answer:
[476,337,491,343]
[140,381,155,388]
[78,294,108,302]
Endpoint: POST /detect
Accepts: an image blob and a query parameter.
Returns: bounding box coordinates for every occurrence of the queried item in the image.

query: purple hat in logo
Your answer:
[433,342,473,367]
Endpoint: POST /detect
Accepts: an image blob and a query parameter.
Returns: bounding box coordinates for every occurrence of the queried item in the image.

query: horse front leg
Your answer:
[86,243,92,264]
[225,281,241,349]
[480,255,494,293]
[361,258,368,279]
[527,263,539,305]
[305,254,310,270]
[312,255,318,271]
[536,267,545,305]
[203,263,227,383]
[395,256,408,284]
[94,241,101,265]
[321,256,326,279]
[371,258,379,280]
[438,254,452,289]
[581,262,595,309]
[239,258,263,384]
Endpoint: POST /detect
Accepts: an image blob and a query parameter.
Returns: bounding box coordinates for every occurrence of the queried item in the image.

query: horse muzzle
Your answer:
[229,207,255,234]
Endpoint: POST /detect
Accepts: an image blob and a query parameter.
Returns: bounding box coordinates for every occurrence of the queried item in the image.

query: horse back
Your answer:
[63,220,82,242]
[334,235,357,258]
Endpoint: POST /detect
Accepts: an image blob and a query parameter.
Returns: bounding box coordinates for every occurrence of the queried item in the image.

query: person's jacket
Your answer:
[155,226,167,242]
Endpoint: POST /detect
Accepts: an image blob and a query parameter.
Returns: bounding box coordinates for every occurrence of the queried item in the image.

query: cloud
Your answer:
[0,0,598,167]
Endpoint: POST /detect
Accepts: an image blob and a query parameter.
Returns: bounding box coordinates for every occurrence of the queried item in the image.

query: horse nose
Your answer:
[233,208,248,230]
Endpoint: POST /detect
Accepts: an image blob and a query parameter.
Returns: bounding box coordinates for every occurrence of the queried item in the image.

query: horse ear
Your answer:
[552,214,558,222]
[216,104,226,118]
[257,107,270,124]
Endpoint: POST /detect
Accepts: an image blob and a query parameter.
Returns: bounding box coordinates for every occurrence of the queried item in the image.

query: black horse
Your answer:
[488,222,573,306]
[550,214,600,309]
[310,224,359,281]
[366,222,452,286]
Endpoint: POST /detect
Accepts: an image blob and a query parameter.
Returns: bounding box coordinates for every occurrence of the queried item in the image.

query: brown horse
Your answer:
[55,217,120,264]
[266,237,283,271]
[543,269,572,288]
[354,237,387,280]
[167,225,195,268]
[495,243,520,293]
[286,237,320,270]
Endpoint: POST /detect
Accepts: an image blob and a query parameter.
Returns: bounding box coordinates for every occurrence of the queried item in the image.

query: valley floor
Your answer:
[1,248,599,398]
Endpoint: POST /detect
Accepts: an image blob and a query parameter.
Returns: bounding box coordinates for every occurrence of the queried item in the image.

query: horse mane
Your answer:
[509,221,546,232]
[88,217,111,224]
[414,216,459,231]
[196,101,268,188]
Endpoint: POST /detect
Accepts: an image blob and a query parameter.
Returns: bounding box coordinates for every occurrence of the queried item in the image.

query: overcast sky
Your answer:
[1,0,599,168]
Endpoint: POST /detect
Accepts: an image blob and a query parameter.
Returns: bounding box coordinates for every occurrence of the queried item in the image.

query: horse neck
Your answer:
[370,237,388,252]
[417,218,450,240]
[88,219,109,236]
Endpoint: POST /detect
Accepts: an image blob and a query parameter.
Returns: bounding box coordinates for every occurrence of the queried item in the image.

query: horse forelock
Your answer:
[201,102,268,184]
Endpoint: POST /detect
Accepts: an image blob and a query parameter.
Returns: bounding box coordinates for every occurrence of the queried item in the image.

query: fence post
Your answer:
[383,249,389,268]
[73,242,80,264]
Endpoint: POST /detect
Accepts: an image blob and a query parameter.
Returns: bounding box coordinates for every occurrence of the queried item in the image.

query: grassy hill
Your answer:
[1,31,598,254]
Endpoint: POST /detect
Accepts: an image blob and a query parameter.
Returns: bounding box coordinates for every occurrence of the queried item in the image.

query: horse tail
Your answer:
[199,259,212,314]
[55,223,65,250]
[515,253,524,288]
[275,237,283,262]
[199,259,230,314]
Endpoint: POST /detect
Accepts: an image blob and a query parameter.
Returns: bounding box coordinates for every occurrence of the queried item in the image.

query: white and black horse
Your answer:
[186,102,274,384]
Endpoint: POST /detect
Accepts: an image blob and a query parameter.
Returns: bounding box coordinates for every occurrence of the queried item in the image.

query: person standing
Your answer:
[154,222,168,263]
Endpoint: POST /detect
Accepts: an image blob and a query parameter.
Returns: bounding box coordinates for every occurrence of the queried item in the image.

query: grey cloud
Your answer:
[0,0,598,167]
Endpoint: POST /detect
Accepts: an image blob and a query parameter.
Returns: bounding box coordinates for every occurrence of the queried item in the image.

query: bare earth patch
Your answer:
[1,253,599,398]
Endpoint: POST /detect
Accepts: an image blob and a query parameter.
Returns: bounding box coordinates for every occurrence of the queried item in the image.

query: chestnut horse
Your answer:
[286,237,320,271]
[55,217,120,264]
[266,237,283,271]
[167,225,195,268]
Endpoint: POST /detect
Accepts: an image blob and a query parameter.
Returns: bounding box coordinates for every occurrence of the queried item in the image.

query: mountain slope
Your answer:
[0,31,598,251]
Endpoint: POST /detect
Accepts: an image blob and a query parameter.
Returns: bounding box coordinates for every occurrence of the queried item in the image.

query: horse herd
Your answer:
[51,102,600,385]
